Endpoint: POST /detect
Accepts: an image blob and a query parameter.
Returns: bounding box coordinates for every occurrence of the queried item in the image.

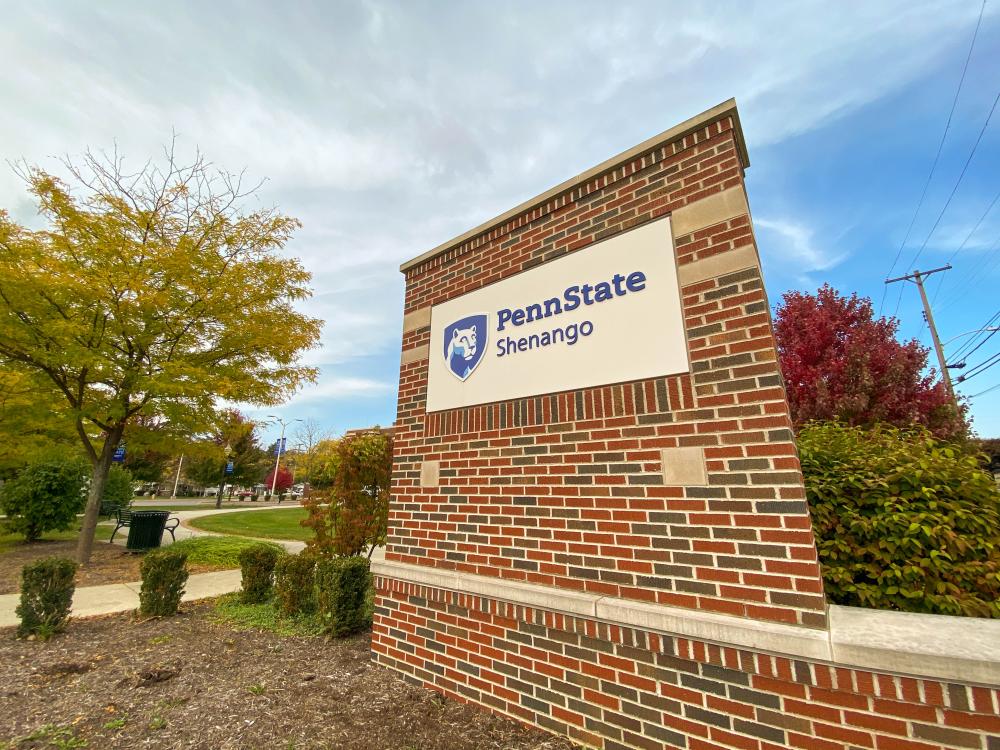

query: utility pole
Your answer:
[170,454,184,500]
[885,264,954,399]
[268,415,302,501]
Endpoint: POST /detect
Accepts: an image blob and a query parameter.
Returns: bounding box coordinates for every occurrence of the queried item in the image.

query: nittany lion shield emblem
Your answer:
[443,314,488,381]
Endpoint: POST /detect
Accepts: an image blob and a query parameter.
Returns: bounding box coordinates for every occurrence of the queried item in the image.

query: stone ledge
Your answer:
[373,559,597,616]
[373,560,824,658]
[373,560,1000,685]
[596,597,830,661]
[829,604,1000,686]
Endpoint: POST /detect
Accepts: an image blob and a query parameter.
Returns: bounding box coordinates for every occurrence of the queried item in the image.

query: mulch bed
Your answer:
[0,602,576,749]
[0,542,230,596]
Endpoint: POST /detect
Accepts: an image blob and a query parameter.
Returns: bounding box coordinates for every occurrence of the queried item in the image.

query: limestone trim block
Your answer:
[402,306,431,334]
[400,344,429,365]
[419,460,440,488]
[660,446,708,486]
[670,185,749,238]
[677,244,759,287]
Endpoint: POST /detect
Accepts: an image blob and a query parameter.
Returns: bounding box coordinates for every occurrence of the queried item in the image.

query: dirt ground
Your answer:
[0,602,576,750]
[0,542,230,595]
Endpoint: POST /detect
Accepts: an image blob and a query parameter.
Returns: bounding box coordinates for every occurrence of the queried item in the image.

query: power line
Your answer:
[950,309,1000,362]
[951,310,1000,362]
[879,0,987,314]
[969,381,1000,399]
[939,230,1000,310]
[930,184,1000,305]
[943,186,1000,268]
[957,351,1000,383]
[906,88,1000,272]
[949,324,1000,366]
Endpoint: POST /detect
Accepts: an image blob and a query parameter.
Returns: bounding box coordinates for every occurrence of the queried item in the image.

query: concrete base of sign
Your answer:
[373,559,1000,685]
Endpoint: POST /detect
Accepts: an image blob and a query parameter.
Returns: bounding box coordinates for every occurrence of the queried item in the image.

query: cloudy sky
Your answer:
[2,1,999,445]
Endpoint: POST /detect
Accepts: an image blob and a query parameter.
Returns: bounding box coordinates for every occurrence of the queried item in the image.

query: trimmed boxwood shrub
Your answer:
[799,422,1000,617]
[274,553,316,616]
[139,549,189,617]
[316,556,371,636]
[16,557,76,638]
[239,543,283,604]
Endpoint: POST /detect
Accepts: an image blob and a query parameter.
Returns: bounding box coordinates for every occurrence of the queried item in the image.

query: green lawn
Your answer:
[168,536,284,567]
[188,508,312,542]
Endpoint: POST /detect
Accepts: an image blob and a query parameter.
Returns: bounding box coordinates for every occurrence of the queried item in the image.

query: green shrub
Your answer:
[0,455,89,541]
[316,556,371,636]
[238,543,284,604]
[799,422,1000,617]
[274,553,316,616]
[100,465,134,516]
[139,549,189,617]
[16,557,76,638]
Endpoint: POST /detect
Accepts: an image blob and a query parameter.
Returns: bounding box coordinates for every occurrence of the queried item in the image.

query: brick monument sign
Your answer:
[372,100,1000,750]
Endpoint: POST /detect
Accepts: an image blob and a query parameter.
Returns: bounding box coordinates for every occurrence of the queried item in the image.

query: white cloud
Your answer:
[0,0,995,425]
[285,376,393,406]
[755,217,846,280]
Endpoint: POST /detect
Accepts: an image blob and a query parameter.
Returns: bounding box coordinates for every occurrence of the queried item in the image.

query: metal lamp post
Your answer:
[268,416,302,502]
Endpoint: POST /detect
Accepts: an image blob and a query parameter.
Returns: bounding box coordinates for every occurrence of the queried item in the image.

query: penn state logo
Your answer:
[443,314,488,381]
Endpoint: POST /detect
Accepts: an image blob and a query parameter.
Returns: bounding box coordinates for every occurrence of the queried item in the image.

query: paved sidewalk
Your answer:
[0,569,242,628]
[1,503,383,629]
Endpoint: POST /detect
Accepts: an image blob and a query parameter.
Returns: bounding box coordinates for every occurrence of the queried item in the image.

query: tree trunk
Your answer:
[76,437,119,565]
[215,462,226,510]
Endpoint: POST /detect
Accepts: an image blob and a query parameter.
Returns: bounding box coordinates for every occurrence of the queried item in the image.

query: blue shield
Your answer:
[443,314,488,381]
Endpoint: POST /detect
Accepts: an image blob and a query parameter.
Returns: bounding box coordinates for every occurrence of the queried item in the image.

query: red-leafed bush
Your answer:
[301,429,391,559]
[774,284,966,439]
[263,466,293,494]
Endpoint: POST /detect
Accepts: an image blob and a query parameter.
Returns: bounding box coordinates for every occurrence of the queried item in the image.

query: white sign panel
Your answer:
[425,216,689,412]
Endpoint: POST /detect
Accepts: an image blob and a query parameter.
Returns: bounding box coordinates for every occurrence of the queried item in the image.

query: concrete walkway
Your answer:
[0,570,243,628]
[1,503,382,629]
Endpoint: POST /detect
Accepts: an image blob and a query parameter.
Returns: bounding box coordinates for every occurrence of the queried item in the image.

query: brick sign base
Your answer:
[372,101,1000,749]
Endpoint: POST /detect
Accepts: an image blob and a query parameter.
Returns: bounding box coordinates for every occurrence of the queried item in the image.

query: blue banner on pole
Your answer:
[273,437,286,457]
[112,445,126,463]
[225,460,234,475]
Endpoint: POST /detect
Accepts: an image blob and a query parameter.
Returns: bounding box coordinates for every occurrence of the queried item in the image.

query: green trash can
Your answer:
[125,510,170,551]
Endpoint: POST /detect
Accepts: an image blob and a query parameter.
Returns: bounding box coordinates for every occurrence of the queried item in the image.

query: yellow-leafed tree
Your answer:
[0,145,322,562]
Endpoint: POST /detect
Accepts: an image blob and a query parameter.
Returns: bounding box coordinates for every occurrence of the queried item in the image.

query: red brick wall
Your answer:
[376,105,999,750]
[387,112,826,628]
[372,579,1000,750]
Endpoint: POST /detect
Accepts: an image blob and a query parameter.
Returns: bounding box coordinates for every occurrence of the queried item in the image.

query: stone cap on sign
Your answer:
[399,98,749,274]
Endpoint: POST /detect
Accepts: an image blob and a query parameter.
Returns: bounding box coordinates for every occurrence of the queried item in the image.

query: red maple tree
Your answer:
[774,284,966,439]
[264,465,294,493]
